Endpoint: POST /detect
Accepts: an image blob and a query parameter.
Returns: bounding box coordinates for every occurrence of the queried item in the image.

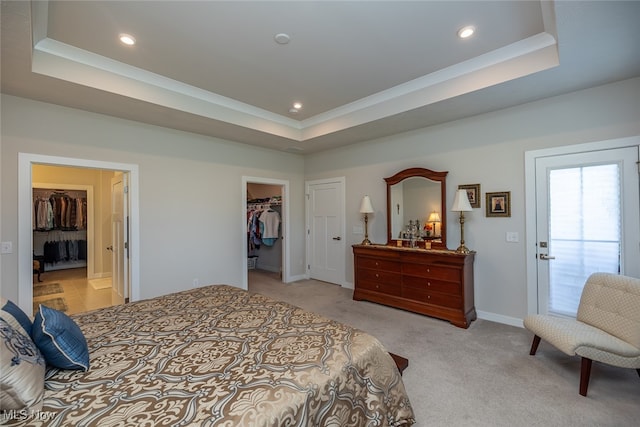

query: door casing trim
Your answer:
[241,176,290,290]
[524,136,640,316]
[18,153,140,317]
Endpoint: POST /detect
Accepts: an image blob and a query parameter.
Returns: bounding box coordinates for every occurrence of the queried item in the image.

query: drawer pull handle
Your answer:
[427,282,431,286]
[376,285,379,289]
[427,268,430,273]
[375,273,379,278]
[427,295,431,299]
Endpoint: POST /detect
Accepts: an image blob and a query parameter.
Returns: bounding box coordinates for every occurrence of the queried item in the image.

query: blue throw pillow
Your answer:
[1,298,33,337]
[31,305,89,371]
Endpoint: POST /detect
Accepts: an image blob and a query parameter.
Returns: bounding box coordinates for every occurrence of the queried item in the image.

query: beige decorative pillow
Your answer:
[0,318,45,411]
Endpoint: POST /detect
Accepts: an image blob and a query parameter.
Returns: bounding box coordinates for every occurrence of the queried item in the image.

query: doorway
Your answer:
[525,137,640,316]
[241,176,290,290]
[247,183,283,280]
[18,153,140,317]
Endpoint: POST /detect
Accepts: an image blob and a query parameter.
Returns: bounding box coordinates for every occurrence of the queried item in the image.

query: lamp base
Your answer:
[361,238,372,245]
[456,244,470,254]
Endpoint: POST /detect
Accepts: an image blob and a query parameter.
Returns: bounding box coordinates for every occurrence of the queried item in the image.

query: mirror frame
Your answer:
[385,167,448,249]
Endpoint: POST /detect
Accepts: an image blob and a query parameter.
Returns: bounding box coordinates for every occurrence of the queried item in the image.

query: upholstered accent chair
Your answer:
[523,272,640,396]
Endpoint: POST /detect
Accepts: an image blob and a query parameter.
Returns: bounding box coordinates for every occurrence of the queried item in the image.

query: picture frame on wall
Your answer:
[458,184,481,208]
[486,191,511,217]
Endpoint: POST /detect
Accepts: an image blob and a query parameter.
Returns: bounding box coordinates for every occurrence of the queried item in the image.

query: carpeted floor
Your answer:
[248,270,640,427]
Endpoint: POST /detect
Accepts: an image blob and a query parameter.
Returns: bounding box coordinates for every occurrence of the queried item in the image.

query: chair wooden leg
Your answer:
[579,357,592,396]
[529,335,541,355]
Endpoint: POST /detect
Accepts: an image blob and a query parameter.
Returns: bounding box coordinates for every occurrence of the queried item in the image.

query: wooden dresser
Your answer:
[352,244,476,328]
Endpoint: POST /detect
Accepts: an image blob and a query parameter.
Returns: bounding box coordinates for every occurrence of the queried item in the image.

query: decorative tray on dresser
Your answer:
[352,244,476,328]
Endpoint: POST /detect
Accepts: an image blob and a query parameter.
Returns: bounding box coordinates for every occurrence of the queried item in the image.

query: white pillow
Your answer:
[0,318,45,411]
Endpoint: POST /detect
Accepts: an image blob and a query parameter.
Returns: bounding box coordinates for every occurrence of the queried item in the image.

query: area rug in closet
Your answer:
[34,297,68,313]
[33,282,64,297]
[89,278,112,290]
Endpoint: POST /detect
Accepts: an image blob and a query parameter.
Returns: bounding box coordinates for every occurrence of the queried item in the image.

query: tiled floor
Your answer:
[33,268,123,315]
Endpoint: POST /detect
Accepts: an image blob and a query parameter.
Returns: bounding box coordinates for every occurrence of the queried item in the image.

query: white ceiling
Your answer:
[2,1,639,153]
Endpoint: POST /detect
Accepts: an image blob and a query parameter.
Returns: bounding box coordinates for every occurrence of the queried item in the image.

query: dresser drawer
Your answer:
[402,275,461,295]
[402,287,461,309]
[402,263,460,281]
[358,268,401,285]
[358,257,401,272]
[358,279,401,296]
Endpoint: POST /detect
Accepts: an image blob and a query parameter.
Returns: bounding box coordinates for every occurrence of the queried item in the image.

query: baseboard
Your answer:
[342,281,354,290]
[477,310,524,328]
[287,274,307,282]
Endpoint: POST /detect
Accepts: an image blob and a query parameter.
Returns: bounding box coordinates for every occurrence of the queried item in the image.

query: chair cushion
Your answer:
[0,318,46,411]
[578,273,640,349]
[1,298,32,337]
[31,305,90,371]
[524,314,640,362]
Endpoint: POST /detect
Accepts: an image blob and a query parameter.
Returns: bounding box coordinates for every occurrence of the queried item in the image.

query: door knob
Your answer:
[332,236,341,240]
[539,254,555,260]
[106,245,113,252]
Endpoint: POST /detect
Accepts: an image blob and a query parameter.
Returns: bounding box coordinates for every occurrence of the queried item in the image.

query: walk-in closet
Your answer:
[33,188,88,273]
[31,165,122,315]
[247,183,283,281]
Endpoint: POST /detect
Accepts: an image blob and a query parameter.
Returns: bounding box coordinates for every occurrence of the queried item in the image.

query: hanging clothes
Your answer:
[32,190,87,231]
[259,209,281,246]
[247,210,262,251]
[247,198,282,250]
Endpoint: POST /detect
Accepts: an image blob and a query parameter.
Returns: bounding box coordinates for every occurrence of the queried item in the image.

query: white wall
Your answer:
[0,95,305,303]
[2,77,639,325]
[305,77,640,325]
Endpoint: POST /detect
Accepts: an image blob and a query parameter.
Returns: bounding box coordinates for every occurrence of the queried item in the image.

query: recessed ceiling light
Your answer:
[457,26,475,39]
[289,102,302,114]
[119,33,136,46]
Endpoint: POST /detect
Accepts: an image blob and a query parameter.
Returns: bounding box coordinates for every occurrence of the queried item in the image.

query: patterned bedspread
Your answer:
[15,285,414,426]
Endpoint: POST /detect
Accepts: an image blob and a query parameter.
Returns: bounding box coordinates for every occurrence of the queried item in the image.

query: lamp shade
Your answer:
[427,211,441,223]
[359,195,374,214]
[451,189,473,212]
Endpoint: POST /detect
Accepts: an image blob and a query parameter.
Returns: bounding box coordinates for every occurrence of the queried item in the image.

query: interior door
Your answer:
[535,146,640,317]
[307,179,345,285]
[111,173,129,303]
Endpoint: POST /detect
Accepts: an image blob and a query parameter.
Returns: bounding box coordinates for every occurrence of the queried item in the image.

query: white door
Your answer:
[307,178,345,285]
[111,173,129,302]
[535,146,640,317]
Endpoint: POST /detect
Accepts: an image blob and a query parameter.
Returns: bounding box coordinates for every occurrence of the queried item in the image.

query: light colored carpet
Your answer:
[248,270,640,427]
[89,277,112,290]
[33,282,63,297]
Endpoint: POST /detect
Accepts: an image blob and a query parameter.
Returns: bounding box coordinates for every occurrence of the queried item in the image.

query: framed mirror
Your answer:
[385,168,448,249]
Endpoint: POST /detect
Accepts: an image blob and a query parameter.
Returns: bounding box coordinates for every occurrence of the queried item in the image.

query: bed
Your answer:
[4,285,415,426]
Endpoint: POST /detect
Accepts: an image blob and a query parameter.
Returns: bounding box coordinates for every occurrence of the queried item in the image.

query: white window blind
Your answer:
[548,164,621,316]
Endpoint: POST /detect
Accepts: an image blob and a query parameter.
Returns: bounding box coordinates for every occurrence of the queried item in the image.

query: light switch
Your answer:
[1,241,13,254]
[506,232,519,243]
